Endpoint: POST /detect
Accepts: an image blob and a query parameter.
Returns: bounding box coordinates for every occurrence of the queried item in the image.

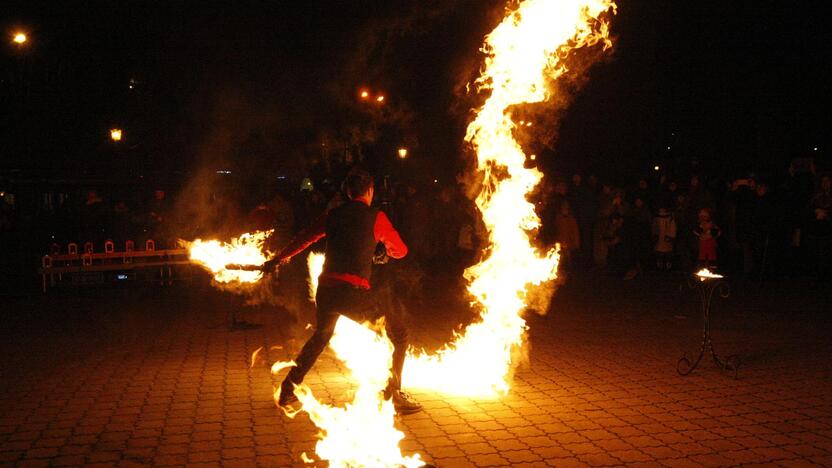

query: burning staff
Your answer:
[263,168,423,414]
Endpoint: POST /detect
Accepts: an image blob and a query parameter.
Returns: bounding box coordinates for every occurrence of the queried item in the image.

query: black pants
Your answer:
[282,283,408,391]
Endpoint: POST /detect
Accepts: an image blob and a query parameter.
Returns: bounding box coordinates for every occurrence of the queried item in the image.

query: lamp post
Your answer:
[397,148,408,159]
[12,32,27,45]
[110,128,123,142]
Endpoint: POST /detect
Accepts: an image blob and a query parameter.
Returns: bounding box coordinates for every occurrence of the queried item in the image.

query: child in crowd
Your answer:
[693,208,721,269]
[652,207,676,270]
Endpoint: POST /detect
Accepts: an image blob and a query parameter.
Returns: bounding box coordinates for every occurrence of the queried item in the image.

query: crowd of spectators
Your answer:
[1,158,830,287]
[537,161,831,284]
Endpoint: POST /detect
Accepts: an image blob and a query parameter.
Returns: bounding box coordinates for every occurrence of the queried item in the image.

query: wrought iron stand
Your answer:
[677,274,739,378]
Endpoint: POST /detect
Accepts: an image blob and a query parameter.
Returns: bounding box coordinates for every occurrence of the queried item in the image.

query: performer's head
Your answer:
[344,168,374,204]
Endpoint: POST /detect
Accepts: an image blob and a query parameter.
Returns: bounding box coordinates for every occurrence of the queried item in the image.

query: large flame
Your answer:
[275,319,423,468]
[403,0,615,397]
[183,230,272,284]
[272,252,424,467]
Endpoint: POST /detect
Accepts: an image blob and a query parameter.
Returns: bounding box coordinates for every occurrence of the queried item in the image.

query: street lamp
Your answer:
[376,95,385,103]
[397,148,408,159]
[360,90,369,99]
[12,32,27,45]
[110,128,123,142]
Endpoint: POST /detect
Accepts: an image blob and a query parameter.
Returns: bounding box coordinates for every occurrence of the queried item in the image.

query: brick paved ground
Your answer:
[1,271,831,467]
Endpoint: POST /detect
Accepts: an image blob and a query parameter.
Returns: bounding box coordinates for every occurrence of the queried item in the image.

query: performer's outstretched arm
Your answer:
[263,213,327,272]
[374,211,408,259]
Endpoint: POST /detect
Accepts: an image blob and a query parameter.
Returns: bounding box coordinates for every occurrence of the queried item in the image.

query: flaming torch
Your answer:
[183,230,273,284]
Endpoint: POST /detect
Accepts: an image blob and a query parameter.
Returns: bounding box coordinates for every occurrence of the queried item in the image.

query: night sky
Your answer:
[2,0,830,186]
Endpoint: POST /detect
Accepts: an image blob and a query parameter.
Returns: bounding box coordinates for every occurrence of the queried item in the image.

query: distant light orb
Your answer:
[110,128,123,142]
[666,146,671,151]
[530,154,537,161]
[397,148,408,159]
[13,32,27,44]
[814,147,819,151]
[360,90,369,99]
[376,95,385,103]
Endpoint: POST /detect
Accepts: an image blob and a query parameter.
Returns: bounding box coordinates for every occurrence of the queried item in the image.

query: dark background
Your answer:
[2,0,830,186]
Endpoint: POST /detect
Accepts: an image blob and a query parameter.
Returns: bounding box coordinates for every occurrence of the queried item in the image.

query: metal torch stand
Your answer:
[677,275,739,378]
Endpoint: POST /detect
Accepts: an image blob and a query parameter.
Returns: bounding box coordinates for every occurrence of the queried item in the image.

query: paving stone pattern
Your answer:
[1,273,831,467]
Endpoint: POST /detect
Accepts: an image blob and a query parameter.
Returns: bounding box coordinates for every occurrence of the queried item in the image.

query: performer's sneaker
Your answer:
[390,390,422,415]
[277,384,299,408]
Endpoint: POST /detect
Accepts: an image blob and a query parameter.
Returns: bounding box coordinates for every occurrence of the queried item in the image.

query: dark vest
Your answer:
[323,201,378,280]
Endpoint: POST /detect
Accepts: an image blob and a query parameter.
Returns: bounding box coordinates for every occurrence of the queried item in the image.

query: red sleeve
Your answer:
[374,211,408,259]
[275,212,327,261]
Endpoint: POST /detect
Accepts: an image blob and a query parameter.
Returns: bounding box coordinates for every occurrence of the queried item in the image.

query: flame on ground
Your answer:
[182,230,272,284]
[275,261,425,466]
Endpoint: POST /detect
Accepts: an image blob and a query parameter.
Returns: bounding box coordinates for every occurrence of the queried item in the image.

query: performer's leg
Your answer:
[280,307,339,401]
[385,308,408,391]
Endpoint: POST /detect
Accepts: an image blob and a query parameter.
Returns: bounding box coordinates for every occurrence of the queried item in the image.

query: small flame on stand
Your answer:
[695,268,724,281]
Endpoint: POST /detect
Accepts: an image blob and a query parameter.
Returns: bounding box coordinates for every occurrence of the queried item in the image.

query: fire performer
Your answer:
[263,168,423,414]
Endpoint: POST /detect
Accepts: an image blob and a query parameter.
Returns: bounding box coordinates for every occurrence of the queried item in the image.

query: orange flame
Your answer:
[183,230,272,284]
[404,0,615,397]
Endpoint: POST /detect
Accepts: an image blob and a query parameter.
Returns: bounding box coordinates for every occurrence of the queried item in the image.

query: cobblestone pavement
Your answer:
[2,271,831,467]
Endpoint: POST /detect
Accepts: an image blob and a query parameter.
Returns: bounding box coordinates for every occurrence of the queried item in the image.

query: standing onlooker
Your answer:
[807,175,832,282]
[781,161,816,275]
[554,202,580,271]
[694,208,721,269]
[750,181,775,279]
[732,178,757,276]
[79,189,108,247]
[653,207,677,270]
[568,174,595,269]
[629,197,653,275]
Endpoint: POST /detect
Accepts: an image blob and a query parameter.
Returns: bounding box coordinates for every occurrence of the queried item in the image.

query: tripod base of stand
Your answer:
[677,342,740,379]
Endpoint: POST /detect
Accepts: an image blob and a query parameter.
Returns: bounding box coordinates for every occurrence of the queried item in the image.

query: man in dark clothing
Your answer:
[263,169,422,414]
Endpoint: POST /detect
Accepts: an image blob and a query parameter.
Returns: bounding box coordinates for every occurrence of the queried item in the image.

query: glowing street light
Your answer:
[397,148,408,159]
[12,32,27,45]
[359,90,369,99]
[376,95,385,103]
[110,128,123,142]
[654,165,660,171]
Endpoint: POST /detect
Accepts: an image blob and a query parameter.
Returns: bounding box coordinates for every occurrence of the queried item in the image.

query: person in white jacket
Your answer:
[653,207,677,270]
